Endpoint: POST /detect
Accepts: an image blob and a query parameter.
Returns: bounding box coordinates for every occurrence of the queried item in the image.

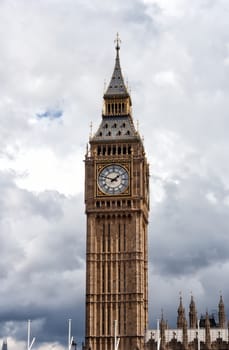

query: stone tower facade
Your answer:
[84,37,149,350]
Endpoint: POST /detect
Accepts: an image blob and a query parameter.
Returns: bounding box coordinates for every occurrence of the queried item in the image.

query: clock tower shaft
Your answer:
[85,38,149,350]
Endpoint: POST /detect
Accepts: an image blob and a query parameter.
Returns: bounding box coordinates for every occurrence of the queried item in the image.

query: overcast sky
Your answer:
[1,0,229,349]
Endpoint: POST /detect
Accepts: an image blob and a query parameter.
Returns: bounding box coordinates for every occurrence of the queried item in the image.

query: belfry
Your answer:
[84,35,150,350]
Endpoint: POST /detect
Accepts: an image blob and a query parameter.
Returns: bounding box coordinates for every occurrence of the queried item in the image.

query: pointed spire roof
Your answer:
[104,33,129,98]
[219,294,224,307]
[189,294,197,312]
[178,295,184,313]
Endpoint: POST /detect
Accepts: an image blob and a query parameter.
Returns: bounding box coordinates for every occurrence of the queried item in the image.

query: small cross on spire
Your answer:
[114,32,121,51]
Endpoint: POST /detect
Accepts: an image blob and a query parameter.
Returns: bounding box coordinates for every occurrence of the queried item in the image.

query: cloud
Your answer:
[36,109,63,120]
[1,0,229,347]
[150,172,229,276]
[0,171,85,344]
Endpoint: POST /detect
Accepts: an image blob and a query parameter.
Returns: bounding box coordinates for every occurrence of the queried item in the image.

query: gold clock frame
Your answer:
[96,162,131,197]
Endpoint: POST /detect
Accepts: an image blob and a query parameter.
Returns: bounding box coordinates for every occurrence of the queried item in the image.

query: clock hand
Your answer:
[100,174,116,180]
[110,174,120,182]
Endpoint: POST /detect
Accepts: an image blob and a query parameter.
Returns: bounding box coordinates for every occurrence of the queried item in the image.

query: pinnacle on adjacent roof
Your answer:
[219,294,224,307]
[177,295,185,329]
[104,33,129,98]
[218,294,226,328]
[189,294,197,328]
[178,295,185,314]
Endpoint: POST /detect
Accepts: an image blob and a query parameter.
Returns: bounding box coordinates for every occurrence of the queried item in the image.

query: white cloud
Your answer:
[1,0,229,346]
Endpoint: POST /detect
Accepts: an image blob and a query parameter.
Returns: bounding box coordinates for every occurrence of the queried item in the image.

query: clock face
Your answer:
[98,164,129,195]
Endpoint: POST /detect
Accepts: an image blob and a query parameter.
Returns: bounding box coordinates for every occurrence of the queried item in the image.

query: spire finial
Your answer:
[90,121,93,138]
[114,32,121,51]
[161,308,164,320]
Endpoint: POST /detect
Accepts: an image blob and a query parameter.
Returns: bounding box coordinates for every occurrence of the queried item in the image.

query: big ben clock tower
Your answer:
[84,36,150,350]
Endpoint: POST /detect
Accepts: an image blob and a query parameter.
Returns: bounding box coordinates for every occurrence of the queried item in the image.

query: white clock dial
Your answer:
[98,164,129,195]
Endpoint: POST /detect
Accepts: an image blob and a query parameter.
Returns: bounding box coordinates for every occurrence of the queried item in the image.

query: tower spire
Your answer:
[114,32,121,52]
[104,34,130,99]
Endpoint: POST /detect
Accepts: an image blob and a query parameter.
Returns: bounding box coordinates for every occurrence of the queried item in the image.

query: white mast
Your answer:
[27,320,35,350]
[68,319,74,350]
[157,319,161,350]
[114,320,120,350]
[198,319,200,350]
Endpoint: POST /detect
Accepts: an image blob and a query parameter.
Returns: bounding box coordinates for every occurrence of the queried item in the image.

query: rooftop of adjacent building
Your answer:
[1,339,7,350]
[146,294,228,343]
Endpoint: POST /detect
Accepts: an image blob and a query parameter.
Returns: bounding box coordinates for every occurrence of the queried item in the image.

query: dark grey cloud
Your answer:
[0,171,85,346]
[150,173,229,276]
[148,169,229,327]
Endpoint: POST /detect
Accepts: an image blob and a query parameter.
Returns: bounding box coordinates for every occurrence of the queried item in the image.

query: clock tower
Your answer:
[84,36,149,350]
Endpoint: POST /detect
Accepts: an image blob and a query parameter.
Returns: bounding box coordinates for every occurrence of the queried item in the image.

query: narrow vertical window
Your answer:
[124,223,126,251]
[118,305,121,333]
[108,305,110,335]
[102,303,105,334]
[118,264,121,293]
[102,263,105,293]
[118,223,121,251]
[108,263,111,293]
[108,223,110,252]
[124,264,126,292]
[102,223,105,252]
[124,303,126,334]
